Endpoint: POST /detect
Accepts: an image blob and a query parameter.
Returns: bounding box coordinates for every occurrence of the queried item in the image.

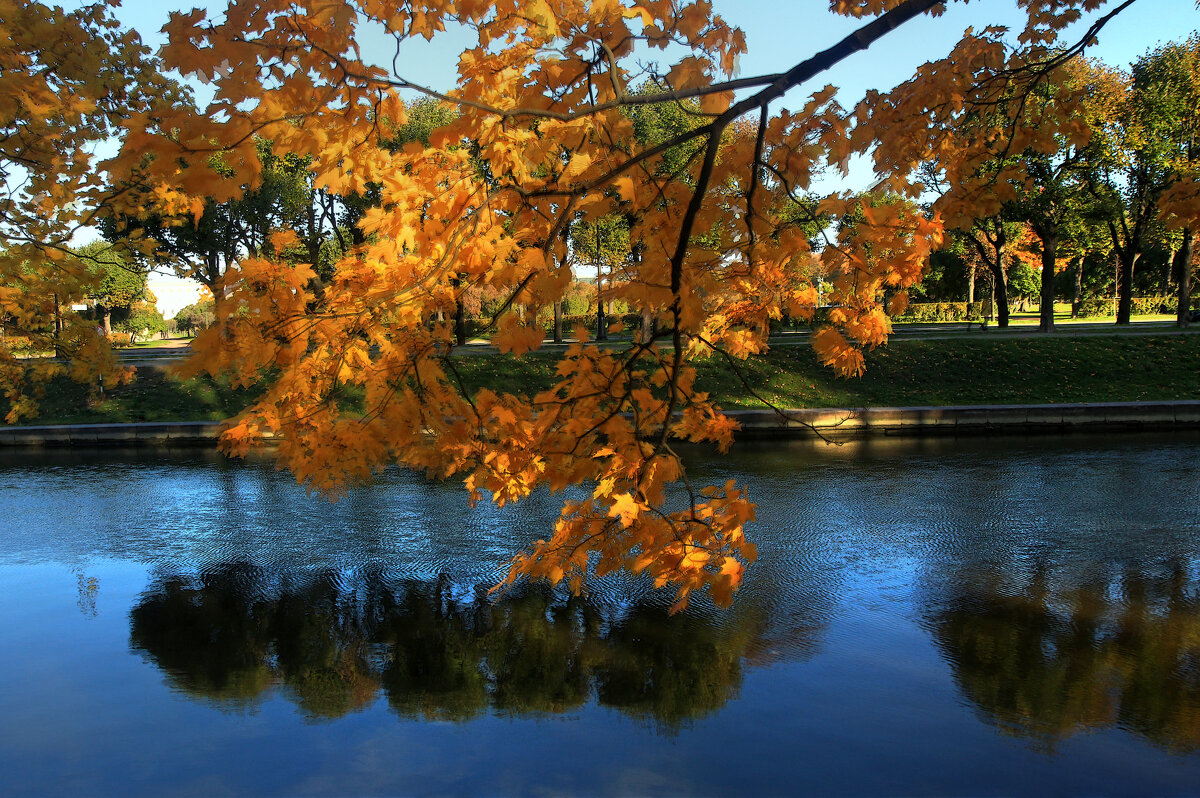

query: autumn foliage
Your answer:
[5,0,1187,609]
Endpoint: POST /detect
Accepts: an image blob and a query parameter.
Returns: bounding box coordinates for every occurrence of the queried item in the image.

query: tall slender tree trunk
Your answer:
[1035,224,1058,332]
[101,305,112,335]
[1071,258,1083,319]
[595,261,607,341]
[455,299,467,346]
[968,219,1008,327]
[967,261,975,304]
[1116,249,1137,325]
[1176,227,1194,328]
[53,293,64,358]
[306,193,321,267]
[988,260,1010,327]
[552,254,565,344]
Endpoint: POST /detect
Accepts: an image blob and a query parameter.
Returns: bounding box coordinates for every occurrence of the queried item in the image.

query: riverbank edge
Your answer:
[2,400,1198,447]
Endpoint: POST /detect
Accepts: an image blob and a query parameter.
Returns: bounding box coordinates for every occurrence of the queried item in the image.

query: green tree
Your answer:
[1008,257,1041,310]
[571,214,632,340]
[1082,44,1200,325]
[102,141,309,317]
[173,299,215,337]
[74,242,146,334]
[118,303,166,343]
[1131,36,1200,326]
[1010,58,1117,332]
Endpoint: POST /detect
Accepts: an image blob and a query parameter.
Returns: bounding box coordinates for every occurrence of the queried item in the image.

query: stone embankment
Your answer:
[724,400,1200,440]
[2,400,1198,447]
[0,421,223,446]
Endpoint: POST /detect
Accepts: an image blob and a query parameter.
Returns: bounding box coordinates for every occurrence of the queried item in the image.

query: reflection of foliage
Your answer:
[930,561,1200,752]
[271,575,380,721]
[595,605,744,725]
[76,572,99,618]
[375,582,491,722]
[130,566,773,729]
[129,564,274,709]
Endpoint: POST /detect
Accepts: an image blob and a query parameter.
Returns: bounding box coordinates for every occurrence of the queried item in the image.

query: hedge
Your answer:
[1076,295,1200,318]
[892,301,984,323]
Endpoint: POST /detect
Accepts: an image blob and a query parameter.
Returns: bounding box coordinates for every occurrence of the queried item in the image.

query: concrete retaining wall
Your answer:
[725,400,1200,440]
[0,421,224,447]
[2,401,1198,446]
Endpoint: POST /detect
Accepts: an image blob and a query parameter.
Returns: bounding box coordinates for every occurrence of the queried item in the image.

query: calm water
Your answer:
[3,434,1200,796]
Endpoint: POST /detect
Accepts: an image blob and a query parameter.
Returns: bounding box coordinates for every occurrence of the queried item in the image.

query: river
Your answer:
[2,433,1199,796]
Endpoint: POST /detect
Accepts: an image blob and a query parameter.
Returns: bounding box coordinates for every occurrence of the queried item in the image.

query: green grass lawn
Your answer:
[12,369,261,425]
[125,338,184,349]
[693,335,1199,408]
[6,334,1198,426]
[878,303,1180,329]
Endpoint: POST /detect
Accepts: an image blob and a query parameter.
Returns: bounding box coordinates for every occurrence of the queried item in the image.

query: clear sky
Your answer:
[116,0,1200,314]
[114,0,1200,100]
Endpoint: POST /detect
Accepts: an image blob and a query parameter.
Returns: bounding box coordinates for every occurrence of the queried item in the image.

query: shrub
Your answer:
[1077,296,1111,318]
[1130,295,1173,315]
[1077,295,1199,318]
[892,301,979,322]
[3,335,34,353]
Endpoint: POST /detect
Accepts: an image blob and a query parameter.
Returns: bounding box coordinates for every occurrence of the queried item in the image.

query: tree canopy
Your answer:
[5,0,1197,610]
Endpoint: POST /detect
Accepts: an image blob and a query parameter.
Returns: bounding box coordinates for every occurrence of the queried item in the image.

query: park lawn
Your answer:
[11,369,261,425]
[5,334,1199,426]
[888,304,1179,329]
[693,335,1200,408]
[125,338,182,349]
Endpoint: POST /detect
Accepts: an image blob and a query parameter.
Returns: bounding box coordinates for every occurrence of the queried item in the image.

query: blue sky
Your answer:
[115,0,1199,104]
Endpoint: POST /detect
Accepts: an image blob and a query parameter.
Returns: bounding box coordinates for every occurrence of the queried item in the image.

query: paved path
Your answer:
[105,320,1200,367]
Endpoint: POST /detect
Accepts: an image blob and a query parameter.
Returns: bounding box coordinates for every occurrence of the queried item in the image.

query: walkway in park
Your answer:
[4,400,1198,447]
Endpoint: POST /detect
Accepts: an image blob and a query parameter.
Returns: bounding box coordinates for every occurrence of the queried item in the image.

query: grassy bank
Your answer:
[6,334,1199,426]
[694,335,1199,407]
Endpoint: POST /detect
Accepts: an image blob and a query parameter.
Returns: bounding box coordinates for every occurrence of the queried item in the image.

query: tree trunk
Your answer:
[1037,227,1057,333]
[306,194,321,267]
[595,262,607,341]
[447,275,467,346]
[1116,249,1137,325]
[1176,227,1194,328]
[1071,257,1083,319]
[640,309,654,343]
[967,261,975,305]
[553,300,563,343]
[968,220,1007,327]
[987,260,1010,328]
[101,305,112,335]
[53,293,64,358]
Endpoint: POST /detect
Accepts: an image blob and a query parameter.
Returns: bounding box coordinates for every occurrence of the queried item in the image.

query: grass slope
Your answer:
[7,335,1198,426]
[694,336,1198,408]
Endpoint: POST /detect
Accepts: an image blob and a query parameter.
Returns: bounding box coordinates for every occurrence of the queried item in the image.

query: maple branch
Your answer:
[500,0,944,242]
[369,69,780,123]
[746,102,769,261]
[693,334,841,445]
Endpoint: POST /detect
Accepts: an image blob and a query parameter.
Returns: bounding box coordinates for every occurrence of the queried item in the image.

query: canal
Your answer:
[2,433,1199,796]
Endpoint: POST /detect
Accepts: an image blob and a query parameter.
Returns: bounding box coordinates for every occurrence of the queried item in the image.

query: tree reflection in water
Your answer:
[929,559,1200,753]
[129,565,770,729]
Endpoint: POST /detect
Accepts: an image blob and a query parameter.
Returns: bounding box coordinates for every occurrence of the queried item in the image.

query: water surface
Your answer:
[2,434,1199,796]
